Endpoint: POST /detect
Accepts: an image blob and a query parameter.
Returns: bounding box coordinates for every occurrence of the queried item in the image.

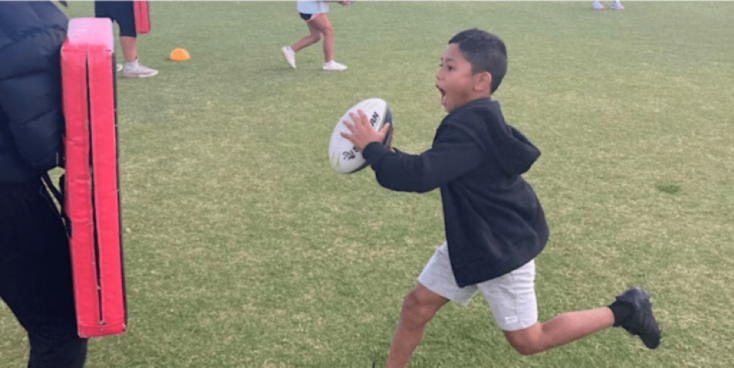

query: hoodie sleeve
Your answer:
[362,122,484,193]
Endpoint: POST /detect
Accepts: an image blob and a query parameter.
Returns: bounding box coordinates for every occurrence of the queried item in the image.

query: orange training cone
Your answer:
[169,48,190,61]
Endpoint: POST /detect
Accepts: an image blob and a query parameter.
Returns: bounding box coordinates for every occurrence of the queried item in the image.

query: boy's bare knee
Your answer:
[401,290,440,326]
[508,339,541,356]
[402,292,429,321]
[504,325,545,356]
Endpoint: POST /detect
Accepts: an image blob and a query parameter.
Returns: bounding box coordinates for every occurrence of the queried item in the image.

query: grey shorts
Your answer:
[417,243,538,331]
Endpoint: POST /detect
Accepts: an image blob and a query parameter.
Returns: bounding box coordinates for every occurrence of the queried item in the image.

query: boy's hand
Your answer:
[340,109,391,153]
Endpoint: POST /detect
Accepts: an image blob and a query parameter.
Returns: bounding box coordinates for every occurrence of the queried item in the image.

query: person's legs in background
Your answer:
[610,1,624,10]
[307,14,347,71]
[281,13,346,71]
[96,1,157,77]
[281,15,323,69]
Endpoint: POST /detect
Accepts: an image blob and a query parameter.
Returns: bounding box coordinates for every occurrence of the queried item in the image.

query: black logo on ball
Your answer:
[370,112,379,127]
[343,149,356,160]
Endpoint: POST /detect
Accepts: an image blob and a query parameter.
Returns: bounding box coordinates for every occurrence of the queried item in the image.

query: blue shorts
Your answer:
[95,1,136,37]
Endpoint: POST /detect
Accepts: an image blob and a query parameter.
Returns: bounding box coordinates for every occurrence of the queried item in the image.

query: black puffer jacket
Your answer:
[0,1,68,183]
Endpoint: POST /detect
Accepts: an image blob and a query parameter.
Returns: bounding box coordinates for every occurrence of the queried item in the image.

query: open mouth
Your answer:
[436,85,446,105]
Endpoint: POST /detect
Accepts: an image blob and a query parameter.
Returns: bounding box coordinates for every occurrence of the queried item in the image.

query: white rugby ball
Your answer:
[328,98,393,174]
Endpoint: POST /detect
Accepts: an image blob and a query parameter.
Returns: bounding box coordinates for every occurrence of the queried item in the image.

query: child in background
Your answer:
[592,0,625,11]
[281,1,351,71]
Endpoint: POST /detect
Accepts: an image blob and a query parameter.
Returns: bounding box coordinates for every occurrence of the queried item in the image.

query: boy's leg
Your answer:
[503,308,614,355]
[480,260,660,355]
[385,283,448,368]
[386,243,476,368]
[498,288,660,355]
[479,260,614,355]
[486,274,661,355]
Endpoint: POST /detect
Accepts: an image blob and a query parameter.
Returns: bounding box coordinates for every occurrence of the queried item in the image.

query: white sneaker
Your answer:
[610,1,624,10]
[122,63,158,78]
[323,60,347,71]
[116,64,123,72]
[591,0,605,10]
[281,46,296,69]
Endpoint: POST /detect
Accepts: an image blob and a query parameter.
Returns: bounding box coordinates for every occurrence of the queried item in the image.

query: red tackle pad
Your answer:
[134,1,151,34]
[61,18,126,338]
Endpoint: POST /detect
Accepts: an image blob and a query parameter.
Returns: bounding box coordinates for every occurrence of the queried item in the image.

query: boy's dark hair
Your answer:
[449,29,507,93]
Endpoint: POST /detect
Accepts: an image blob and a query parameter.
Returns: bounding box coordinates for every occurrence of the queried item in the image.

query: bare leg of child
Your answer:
[503,308,614,355]
[385,286,659,366]
[385,284,448,368]
[503,287,660,355]
[292,21,323,53]
[306,14,335,63]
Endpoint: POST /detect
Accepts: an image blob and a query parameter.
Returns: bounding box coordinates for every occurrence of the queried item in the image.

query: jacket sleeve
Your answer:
[0,6,67,171]
[362,122,483,193]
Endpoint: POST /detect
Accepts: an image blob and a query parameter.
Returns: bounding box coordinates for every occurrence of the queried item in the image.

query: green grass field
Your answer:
[2,2,733,367]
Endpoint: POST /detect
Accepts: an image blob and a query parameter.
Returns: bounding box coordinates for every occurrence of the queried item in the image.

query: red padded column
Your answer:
[61,17,126,338]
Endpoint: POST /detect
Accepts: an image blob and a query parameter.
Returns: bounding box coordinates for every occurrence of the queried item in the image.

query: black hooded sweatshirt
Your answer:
[362,97,549,287]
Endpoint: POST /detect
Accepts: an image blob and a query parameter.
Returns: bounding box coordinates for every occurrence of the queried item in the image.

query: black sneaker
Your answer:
[615,287,661,349]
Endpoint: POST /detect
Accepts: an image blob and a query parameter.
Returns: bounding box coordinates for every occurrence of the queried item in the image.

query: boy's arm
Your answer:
[362,123,483,193]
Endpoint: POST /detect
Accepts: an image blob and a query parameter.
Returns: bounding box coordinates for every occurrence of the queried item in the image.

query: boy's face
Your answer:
[436,43,490,113]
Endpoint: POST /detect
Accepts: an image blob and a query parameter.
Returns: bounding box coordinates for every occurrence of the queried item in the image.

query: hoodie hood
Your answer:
[443,98,540,177]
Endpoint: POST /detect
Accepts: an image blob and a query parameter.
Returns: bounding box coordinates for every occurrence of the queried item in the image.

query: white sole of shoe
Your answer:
[122,72,158,78]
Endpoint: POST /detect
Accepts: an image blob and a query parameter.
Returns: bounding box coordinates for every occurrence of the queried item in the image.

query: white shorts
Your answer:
[417,243,538,331]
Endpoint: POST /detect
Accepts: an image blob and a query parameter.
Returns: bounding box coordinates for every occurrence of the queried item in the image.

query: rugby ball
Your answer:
[329,98,392,174]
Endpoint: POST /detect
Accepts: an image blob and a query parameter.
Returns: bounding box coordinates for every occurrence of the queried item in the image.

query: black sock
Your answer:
[608,301,633,327]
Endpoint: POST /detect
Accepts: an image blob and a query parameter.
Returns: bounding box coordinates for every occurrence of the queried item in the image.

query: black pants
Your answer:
[0,179,87,368]
[94,1,136,38]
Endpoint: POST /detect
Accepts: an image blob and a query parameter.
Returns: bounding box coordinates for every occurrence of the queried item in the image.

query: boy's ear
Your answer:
[474,71,492,93]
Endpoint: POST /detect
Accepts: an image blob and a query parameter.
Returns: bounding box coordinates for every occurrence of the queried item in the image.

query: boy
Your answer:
[340,29,660,368]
